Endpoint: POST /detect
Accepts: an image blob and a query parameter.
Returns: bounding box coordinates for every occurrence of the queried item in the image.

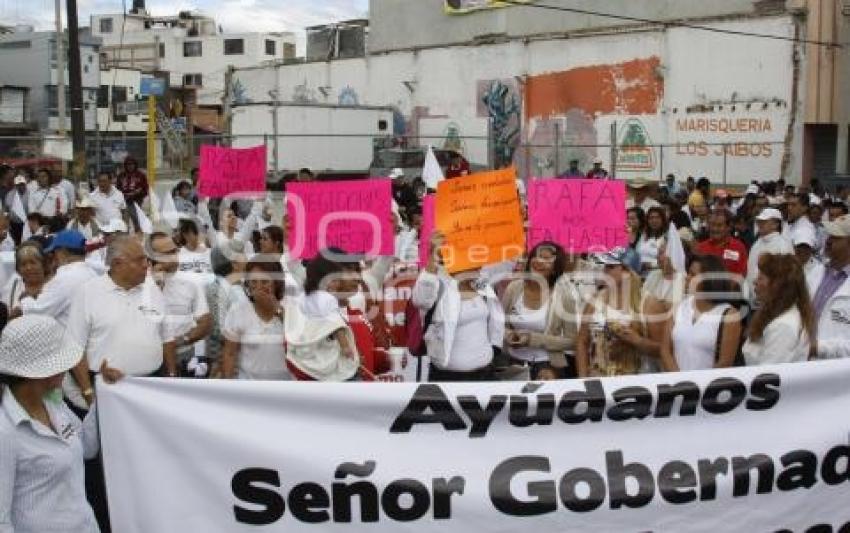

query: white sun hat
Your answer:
[0,315,83,378]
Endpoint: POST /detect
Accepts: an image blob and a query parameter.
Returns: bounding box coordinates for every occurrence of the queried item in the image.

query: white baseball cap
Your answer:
[0,315,83,378]
[791,227,817,248]
[13,175,26,185]
[823,215,850,238]
[755,208,783,222]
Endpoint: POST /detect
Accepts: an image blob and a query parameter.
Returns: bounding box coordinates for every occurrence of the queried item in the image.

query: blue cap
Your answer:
[44,230,87,254]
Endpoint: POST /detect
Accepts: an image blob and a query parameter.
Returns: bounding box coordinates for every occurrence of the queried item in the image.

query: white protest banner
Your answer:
[99,360,850,532]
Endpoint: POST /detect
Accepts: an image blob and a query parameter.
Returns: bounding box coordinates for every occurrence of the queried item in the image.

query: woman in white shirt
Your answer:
[636,207,667,274]
[660,255,742,372]
[221,256,290,380]
[0,315,123,533]
[412,232,504,382]
[743,253,813,365]
[501,241,583,379]
[2,242,47,310]
[215,208,255,257]
[641,236,687,309]
[176,218,212,275]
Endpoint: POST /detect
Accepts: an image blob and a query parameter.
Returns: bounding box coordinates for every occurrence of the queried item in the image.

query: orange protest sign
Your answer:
[435,167,525,273]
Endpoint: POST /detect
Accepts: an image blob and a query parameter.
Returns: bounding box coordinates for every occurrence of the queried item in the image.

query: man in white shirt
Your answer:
[148,231,212,376]
[746,208,793,301]
[806,214,850,360]
[89,171,127,227]
[27,168,67,219]
[68,235,178,398]
[67,197,102,240]
[787,192,815,242]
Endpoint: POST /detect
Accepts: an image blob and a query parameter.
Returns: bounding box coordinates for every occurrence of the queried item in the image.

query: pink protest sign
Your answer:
[418,195,436,268]
[527,179,628,253]
[286,180,394,260]
[198,145,267,198]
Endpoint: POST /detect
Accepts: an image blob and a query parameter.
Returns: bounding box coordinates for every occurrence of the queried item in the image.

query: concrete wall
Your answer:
[368,0,788,53]
[234,15,805,184]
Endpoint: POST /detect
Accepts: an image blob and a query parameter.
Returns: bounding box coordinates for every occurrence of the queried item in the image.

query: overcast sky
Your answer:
[0,0,369,53]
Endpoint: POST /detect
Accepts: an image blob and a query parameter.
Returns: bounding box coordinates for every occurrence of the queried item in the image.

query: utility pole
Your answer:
[66,0,86,182]
[54,0,66,136]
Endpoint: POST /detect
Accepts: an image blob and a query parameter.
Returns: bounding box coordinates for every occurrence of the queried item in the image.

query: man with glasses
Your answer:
[148,231,212,377]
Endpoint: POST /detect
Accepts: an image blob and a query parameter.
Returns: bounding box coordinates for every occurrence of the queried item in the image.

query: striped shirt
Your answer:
[0,388,99,533]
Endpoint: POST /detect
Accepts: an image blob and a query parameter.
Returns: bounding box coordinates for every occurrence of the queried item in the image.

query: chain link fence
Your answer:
[0,132,790,189]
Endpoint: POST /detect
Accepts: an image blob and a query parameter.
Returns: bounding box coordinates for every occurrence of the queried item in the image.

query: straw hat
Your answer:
[0,315,83,378]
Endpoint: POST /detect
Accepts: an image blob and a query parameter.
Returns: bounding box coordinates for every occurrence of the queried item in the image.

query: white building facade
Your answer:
[91,8,296,107]
[230,0,850,185]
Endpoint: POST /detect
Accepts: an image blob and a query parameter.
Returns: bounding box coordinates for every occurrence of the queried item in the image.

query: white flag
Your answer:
[666,222,686,273]
[197,199,218,247]
[134,202,153,234]
[421,145,445,190]
[160,192,180,229]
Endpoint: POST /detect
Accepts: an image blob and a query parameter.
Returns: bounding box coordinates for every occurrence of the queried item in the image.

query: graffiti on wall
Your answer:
[478,79,521,169]
[292,81,318,104]
[338,86,360,106]
[442,122,466,154]
[231,78,249,105]
[524,57,664,176]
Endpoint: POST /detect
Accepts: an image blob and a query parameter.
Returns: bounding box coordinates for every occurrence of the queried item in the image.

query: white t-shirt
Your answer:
[161,273,210,342]
[506,297,549,363]
[90,187,126,226]
[300,290,341,320]
[444,296,493,372]
[223,299,290,380]
[636,235,664,269]
[215,231,255,257]
[671,296,730,371]
[67,274,175,376]
[178,246,212,275]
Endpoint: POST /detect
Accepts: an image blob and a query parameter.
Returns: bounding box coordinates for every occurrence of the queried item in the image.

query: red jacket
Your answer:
[116,168,149,203]
[696,237,749,277]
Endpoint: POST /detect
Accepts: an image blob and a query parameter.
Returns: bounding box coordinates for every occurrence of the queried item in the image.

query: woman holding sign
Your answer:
[412,232,505,382]
[575,248,665,377]
[501,242,586,379]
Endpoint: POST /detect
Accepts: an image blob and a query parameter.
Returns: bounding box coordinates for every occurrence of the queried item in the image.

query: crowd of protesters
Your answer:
[0,154,849,531]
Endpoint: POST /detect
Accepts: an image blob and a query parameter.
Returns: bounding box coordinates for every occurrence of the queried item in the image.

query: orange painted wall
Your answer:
[525,57,664,119]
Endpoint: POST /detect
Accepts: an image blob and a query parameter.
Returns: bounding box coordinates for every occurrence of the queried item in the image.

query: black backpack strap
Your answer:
[421,278,444,334]
[715,307,733,363]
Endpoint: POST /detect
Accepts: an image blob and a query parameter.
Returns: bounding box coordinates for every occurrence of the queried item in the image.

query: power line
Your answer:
[502,0,842,49]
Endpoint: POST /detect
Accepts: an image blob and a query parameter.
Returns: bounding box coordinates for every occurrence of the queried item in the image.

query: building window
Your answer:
[183,41,202,57]
[159,43,165,58]
[265,39,276,55]
[183,74,202,87]
[100,18,113,34]
[111,86,127,123]
[224,38,244,55]
[0,40,31,50]
[97,85,109,108]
